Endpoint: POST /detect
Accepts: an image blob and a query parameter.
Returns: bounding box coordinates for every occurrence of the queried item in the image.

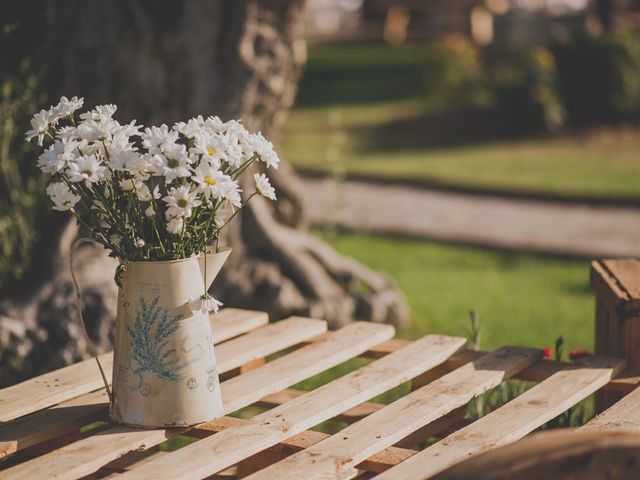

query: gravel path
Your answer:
[301,178,640,258]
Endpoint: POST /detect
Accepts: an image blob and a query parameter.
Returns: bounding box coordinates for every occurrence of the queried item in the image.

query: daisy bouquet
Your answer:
[25,96,279,264]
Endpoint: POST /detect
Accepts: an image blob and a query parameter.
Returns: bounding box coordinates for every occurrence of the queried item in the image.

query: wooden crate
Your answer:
[0,308,636,480]
[592,259,640,410]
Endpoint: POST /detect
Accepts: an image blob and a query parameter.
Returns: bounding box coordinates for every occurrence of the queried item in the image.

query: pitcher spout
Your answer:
[199,247,232,290]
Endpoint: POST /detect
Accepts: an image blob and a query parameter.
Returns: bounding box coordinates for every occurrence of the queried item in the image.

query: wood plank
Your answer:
[592,260,630,304]
[582,386,640,432]
[188,416,417,474]
[256,389,385,422]
[0,390,107,459]
[0,321,392,480]
[115,333,465,479]
[214,316,327,373]
[369,341,637,393]
[0,316,322,460]
[0,308,267,423]
[603,259,640,303]
[210,308,269,343]
[0,352,114,425]
[376,355,626,480]
[433,429,640,480]
[376,342,640,395]
[218,323,393,415]
[244,346,542,480]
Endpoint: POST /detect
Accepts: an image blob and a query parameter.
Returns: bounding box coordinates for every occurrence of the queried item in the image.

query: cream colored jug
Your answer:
[110,248,230,427]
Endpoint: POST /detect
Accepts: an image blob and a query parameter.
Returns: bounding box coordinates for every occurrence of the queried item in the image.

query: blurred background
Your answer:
[286,0,640,354]
[1,0,640,386]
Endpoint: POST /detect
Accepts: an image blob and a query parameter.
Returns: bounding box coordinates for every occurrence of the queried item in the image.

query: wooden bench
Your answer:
[0,259,638,479]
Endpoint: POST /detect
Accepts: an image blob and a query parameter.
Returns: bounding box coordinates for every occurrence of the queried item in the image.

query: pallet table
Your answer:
[0,306,636,479]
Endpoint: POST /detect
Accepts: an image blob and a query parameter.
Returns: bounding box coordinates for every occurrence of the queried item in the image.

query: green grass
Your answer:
[317,230,594,354]
[282,101,640,199]
[282,42,640,200]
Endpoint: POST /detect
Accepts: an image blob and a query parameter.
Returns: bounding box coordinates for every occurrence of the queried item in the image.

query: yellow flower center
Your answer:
[167,158,179,168]
[177,198,189,208]
[207,146,216,157]
[204,175,216,186]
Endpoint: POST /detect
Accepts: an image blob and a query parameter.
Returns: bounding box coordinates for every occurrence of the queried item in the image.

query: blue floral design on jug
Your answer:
[128,296,194,383]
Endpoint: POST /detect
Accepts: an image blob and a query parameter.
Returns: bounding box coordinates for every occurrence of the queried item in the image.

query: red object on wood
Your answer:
[569,349,591,361]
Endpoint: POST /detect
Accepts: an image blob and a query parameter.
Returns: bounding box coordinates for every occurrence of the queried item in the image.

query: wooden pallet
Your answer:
[0,308,634,479]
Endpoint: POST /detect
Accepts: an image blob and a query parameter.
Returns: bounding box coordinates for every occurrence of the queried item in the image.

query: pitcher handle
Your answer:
[70,237,113,402]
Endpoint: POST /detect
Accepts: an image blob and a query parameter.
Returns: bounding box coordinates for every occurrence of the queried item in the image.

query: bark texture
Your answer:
[0,0,408,387]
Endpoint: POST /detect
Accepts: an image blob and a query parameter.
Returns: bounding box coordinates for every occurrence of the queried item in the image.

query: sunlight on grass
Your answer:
[316,230,593,353]
[282,102,640,199]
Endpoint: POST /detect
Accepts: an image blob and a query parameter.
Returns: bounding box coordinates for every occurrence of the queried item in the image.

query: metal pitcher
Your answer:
[110,248,231,427]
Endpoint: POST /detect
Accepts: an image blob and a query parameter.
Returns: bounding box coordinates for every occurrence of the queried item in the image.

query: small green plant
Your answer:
[464,316,592,427]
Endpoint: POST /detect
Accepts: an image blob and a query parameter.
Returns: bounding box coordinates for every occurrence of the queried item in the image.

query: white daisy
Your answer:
[254,173,276,201]
[25,110,51,145]
[195,293,223,313]
[76,118,118,142]
[166,216,184,235]
[142,124,179,154]
[204,116,226,134]
[152,144,191,182]
[109,234,123,247]
[119,178,135,192]
[37,140,75,174]
[222,180,242,208]
[173,116,205,138]
[112,120,142,138]
[136,183,160,202]
[50,96,84,121]
[144,205,156,218]
[79,104,117,123]
[67,155,109,184]
[163,185,201,219]
[191,163,231,200]
[46,182,80,211]
[109,150,138,171]
[245,132,279,169]
[191,131,227,166]
[224,133,244,168]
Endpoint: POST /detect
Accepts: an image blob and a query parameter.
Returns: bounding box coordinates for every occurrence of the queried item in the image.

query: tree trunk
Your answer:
[0,0,408,387]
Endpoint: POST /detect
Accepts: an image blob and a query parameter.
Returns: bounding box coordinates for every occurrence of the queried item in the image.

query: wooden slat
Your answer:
[214,316,327,373]
[244,346,542,480]
[218,322,392,415]
[366,343,640,392]
[210,308,269,343]
[188,416,417,474]
[0,309,268,423]
[116,334,466,479]
[0,321,391,480]
[0,389,107,459]
[376,355,626,480]
[0,353,113,425]
[582,386,640,432]
[256,389,384,422]
[0,315,316,459]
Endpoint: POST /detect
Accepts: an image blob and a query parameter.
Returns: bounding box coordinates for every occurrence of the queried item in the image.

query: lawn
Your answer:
[281,43,640,200]
[317,230,594,355]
